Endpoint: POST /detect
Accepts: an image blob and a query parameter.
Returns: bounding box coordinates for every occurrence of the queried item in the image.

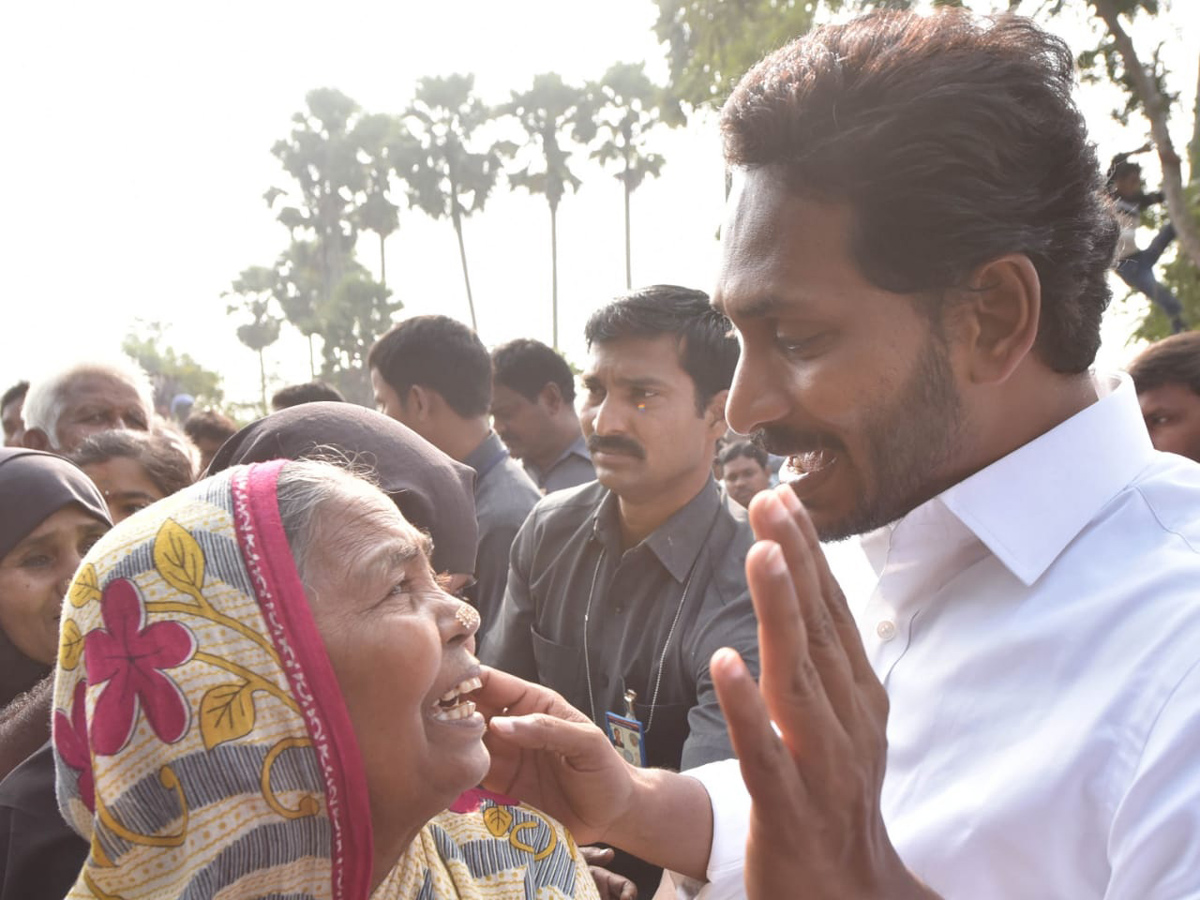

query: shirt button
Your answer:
[876,620,897,641]
[615,606,624,614]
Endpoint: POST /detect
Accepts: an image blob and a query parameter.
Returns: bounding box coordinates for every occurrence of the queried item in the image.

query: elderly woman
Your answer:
[52,458,598,898]
[0,449,111,771]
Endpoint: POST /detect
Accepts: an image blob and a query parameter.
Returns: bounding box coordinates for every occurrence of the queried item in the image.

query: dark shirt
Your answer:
[481,477,758,770]
[464,432,540,640]
[523,435,595,495]
[0,743,87,900]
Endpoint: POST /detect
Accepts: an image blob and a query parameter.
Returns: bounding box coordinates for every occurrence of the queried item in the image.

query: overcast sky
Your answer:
[0,0,1194,410]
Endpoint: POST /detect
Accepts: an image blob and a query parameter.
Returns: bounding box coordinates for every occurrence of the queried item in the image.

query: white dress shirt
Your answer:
[684,375,1200,899]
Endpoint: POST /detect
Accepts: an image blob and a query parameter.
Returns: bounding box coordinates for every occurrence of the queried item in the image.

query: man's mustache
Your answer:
[752,426,841,457]
[587,434,646,459]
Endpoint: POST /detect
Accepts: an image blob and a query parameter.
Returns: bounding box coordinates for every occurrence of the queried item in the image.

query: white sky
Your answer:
[0,0,1194,410]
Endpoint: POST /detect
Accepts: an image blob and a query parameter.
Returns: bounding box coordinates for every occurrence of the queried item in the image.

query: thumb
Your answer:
[489,713,610,762]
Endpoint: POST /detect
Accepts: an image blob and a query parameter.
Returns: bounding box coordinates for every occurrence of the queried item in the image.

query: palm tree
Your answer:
[225,267,283,415]
[505,73,596,349]
[351,112,409,289]
[404,74,510,331]
[589,63,682,288]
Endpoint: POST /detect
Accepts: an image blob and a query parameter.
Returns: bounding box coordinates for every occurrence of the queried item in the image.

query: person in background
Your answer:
[168,393,194,423]
[270,379,346,411]
[21,361,153,454]
[481,286,757,897]
[1128,330,1200,462]
[69,428,196,524]
[0,448,110,779]
[370,316,539,636]
[719,440,771,509]
[1,383,28,448]
[182,408,238,473]
[491,338,594,493]
[1108,146,1187,333]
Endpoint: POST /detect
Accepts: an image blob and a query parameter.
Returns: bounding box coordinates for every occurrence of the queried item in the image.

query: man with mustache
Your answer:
[477,11,1200,900]
[481,285,759,896]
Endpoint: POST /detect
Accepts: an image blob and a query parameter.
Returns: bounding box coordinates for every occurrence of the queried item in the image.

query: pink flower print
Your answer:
[54,681,95,812]
[85,578,197,756]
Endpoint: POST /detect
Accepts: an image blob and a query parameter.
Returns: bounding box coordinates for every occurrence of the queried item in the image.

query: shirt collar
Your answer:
[590,477,723,582]
[526,434,591,483]
[464,431,507,476]
[935,373,1153,586]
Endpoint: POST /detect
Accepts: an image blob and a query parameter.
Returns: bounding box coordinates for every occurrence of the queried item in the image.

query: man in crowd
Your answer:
[718,440,770,509]
[1129,330,1200,462]
[491,338,594,493]
[1,382,27,447]
[183,409,239,472]
[1108,147,1186,333]
[369,316,539,629]
[477,12,1200,900]
[21,361,153,453]
[270,380,345,411]
[482,286,758,896]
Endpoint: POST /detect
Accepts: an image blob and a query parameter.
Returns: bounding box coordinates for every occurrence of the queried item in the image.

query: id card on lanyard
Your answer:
[606,689,647,768]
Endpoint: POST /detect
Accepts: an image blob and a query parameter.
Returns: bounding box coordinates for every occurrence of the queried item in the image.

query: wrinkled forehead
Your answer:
[61,374,147,410]
[313,476,432,561]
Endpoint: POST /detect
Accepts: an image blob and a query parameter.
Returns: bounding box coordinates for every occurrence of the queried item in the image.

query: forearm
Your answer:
[604,767,713,882]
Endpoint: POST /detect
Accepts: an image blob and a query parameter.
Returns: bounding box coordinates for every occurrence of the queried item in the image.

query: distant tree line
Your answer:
[224,65,682,411]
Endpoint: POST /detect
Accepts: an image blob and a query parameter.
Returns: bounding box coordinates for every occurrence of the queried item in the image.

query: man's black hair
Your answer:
[492,339,576,404]
[271,381,346,411]
[584,285,739,413]
[1129,332,1200,397]
[368,316,492,418]
[1,381,28,411]
[722,11,1118,374]
[183,409,239,444]
[719,439,768,469]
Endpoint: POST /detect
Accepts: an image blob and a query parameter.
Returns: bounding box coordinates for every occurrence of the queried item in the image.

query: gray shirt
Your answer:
[523,434,595,494]
[464,432,540,637]
[481,477,758,770]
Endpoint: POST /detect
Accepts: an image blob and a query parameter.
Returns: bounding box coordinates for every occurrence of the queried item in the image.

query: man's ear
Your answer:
[954,254,1040,385]
[407,385,436,421]
[704,389,730,439]
[539,382,564,415]
[22,428,51,451]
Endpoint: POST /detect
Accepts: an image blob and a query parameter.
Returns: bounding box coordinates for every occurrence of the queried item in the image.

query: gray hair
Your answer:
[274,459,381,584]
[23,359,154,449]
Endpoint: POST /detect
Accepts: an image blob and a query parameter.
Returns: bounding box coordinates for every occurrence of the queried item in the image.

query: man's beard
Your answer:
[760,336,965,541]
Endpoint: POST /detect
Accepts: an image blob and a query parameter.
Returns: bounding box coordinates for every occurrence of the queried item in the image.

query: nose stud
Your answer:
[455,603,480,632]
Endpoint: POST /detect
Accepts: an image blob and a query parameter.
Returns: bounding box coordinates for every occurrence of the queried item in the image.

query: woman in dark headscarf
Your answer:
[0,448,111,711]
[208,402,478,591]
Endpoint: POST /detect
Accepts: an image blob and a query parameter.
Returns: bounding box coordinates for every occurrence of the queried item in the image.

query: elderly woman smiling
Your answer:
[53,459,597,899]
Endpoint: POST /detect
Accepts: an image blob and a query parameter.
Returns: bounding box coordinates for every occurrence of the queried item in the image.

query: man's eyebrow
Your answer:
[730,294,788,320]
[106,491,158,504]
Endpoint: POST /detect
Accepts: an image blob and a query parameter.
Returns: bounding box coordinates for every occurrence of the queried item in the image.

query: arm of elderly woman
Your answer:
[477,666,713,882]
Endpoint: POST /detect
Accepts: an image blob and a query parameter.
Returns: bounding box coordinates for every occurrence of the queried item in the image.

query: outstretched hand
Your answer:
[475,666,635,846]
[711,484,938,900]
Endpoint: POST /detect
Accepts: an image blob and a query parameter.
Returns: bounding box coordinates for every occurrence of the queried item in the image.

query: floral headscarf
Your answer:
[53,461,597,900]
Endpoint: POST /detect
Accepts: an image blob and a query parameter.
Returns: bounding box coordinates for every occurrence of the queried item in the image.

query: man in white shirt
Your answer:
[475,10,1200,900]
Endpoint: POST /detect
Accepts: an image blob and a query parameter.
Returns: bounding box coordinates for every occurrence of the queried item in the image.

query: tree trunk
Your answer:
[379,232,387,288]
[257,348,268,416]
[624,147,633,289]
[452,203,479,331]
[1091,0,1200,270]
[308,334,316,379]
[550,202,559,350]
[1189,52,1200,183]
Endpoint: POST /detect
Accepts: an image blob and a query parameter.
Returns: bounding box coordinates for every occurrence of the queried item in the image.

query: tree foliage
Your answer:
[505,73,597,348]
[652,0,835,113]
[405,74,511,330]
[589,62,683,287]
[225,266,283,415]
[122,322,224,413]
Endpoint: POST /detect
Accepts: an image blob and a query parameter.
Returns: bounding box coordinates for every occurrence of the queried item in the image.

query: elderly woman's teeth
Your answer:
[433,700,476,722]
[439,676,483,703]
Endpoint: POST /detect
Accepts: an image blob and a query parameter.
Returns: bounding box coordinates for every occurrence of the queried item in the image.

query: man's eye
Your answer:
[775,332,828,359]
[20,554,52,568]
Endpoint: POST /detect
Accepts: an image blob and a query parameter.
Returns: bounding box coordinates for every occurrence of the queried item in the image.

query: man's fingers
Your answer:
[488,712,617,772]
[741,540,845,763]
[711,647,809,813]
[476,666,592,725]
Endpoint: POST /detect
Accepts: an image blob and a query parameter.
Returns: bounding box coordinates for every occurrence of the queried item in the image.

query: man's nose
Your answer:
[590,395,627,435]
[726,356,789,436]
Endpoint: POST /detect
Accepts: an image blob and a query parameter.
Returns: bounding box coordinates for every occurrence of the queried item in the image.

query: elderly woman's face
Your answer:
[0,505,109,663]
[301,479,488,853]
